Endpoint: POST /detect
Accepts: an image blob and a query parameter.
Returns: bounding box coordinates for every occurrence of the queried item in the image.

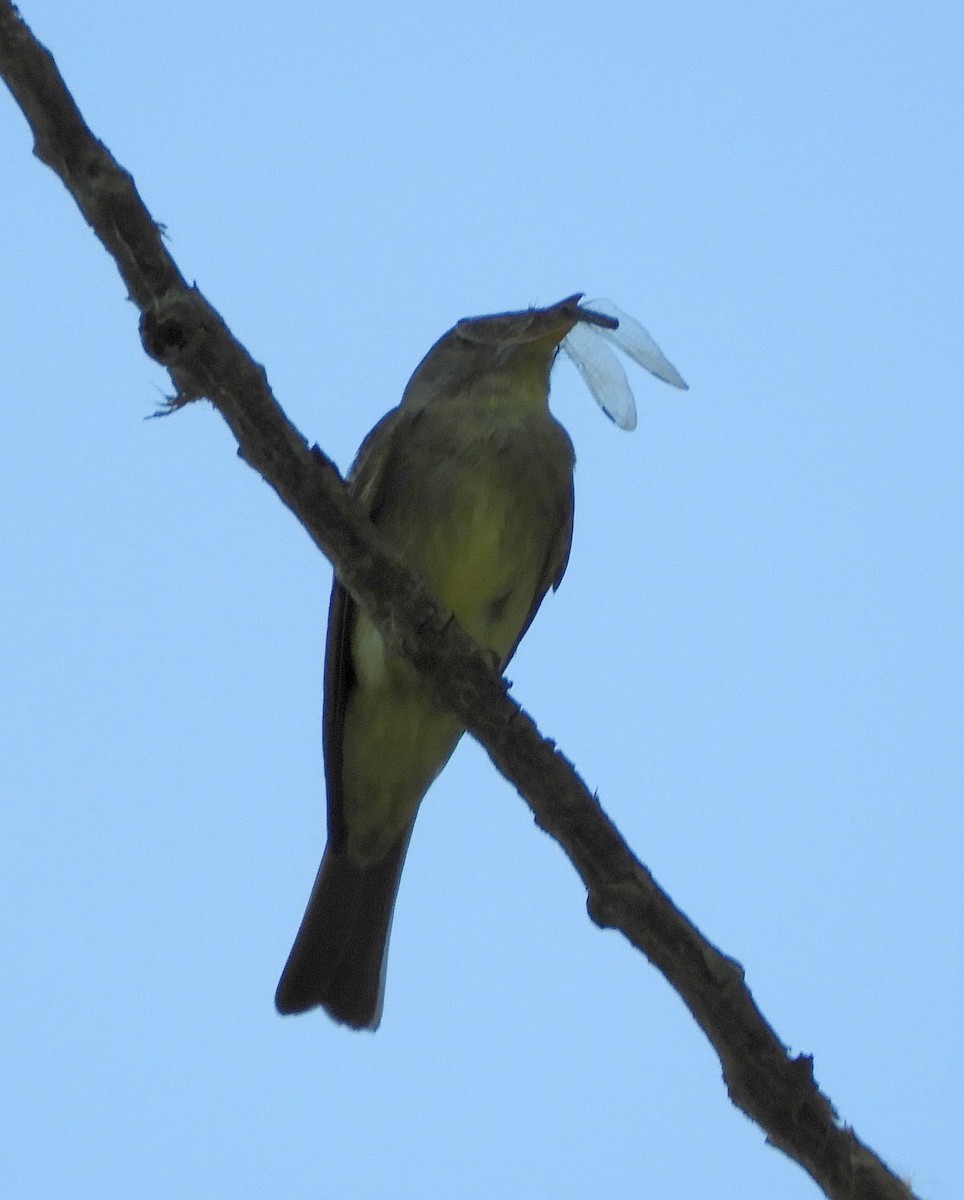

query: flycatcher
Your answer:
[275,294,683,1028]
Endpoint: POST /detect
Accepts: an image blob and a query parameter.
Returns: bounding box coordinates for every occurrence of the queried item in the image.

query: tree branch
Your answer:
[0,6,916,1198]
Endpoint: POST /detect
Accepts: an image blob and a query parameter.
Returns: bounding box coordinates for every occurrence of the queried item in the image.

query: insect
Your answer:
[562,298,688,430]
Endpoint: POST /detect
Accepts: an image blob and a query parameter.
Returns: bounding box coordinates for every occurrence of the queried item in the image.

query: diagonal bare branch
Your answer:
[0,5,917,1198]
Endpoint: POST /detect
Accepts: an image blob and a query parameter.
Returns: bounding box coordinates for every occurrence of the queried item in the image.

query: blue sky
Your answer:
[2,2,961,1197]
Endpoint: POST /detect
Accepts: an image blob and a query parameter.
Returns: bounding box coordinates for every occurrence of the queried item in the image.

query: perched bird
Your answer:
[275,294,685,1028]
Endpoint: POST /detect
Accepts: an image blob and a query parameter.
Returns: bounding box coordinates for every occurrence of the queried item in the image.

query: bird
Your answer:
[274,294,685,1028]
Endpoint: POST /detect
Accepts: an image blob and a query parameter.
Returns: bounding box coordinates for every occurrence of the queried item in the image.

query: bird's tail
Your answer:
[274,830,412,1029]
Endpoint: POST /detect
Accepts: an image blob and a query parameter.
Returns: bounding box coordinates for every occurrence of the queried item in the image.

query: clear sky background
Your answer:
[2,3,961,1198]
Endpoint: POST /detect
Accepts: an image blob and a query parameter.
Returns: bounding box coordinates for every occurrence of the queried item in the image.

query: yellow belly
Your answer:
[341,474,553,862]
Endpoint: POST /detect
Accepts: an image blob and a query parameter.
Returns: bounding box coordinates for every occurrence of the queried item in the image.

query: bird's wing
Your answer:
[503,459,574,668]
[323,406,412,846]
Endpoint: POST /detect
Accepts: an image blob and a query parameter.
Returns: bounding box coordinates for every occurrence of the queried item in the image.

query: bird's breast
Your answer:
[361,414,572,674]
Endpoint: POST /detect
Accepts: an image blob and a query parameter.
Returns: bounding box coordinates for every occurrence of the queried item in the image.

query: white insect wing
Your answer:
[561,321,638,431]
[584,298,688,391]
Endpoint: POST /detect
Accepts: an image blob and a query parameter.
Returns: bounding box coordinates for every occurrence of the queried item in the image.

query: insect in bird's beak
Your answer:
[562,299,688,432]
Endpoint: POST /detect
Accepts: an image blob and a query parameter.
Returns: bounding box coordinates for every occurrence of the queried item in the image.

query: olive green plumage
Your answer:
[275,297,600,1028]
